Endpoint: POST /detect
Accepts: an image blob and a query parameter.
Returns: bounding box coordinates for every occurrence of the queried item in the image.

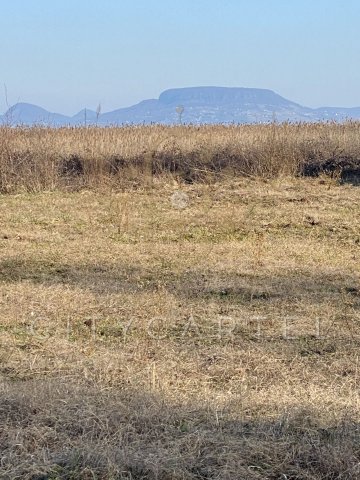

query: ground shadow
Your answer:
[0,257,359,306]
[0,378,359,479]
[303,156,360,186]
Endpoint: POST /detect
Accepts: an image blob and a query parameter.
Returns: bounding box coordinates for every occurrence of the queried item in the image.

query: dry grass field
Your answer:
[0,124,360,479]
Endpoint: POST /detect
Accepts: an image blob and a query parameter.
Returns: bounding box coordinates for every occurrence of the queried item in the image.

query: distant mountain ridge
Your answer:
[1,87,360,126]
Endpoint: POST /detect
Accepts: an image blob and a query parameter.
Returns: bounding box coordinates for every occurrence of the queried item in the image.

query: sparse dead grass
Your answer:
[0,126,360,478]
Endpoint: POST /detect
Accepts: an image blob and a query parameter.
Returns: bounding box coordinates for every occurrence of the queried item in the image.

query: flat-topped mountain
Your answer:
[1,87,359,126]
[159,86,300,107]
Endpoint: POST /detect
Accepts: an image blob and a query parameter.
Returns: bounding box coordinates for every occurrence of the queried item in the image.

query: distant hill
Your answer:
[1,87,360,126]
[70,108,98,124]
[1,103,70,126]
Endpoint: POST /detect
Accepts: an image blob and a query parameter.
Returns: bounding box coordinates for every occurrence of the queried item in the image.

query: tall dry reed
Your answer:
[0,122,359,192]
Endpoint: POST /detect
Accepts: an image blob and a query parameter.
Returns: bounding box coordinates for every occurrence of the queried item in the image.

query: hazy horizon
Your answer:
[3,85,360,119]
[1,0,359,115]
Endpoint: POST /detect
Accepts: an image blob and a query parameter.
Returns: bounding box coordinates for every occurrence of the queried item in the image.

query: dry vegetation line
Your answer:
[0,124,360,478]
[0,121,360,192]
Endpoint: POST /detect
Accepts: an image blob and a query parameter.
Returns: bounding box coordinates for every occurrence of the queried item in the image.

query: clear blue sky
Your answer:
[1,0,359,115]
